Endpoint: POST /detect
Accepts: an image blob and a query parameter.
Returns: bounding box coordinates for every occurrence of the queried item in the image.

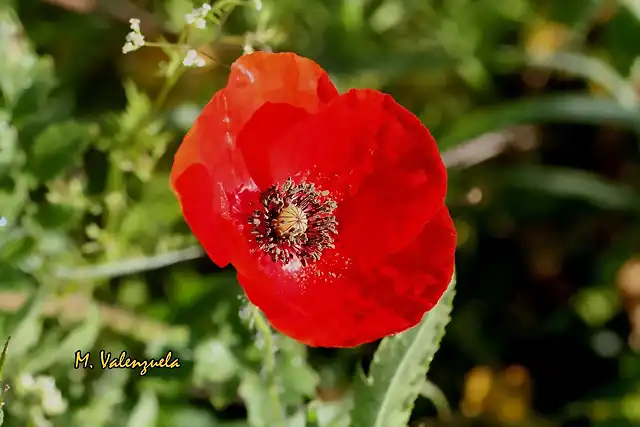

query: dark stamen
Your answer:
[248,177,338,265]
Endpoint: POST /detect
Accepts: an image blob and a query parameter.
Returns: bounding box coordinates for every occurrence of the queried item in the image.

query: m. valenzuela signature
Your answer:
[74,350,181,376]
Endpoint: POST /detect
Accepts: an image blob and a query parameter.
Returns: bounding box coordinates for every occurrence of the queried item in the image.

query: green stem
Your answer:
[54,245,203,280]
[146,31,188,121]
[104,31,187,238]
[420,379,452,420]
[252,307,287,427]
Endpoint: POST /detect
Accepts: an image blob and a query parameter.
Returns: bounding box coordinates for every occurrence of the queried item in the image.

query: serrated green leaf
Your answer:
[27,121,98,182]
[349,276,456,427]
[0,337,10,383]
[0,337,11,416]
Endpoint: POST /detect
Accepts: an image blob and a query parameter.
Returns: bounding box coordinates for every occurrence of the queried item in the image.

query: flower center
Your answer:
[248,178,338,266]
[277,205,308,237]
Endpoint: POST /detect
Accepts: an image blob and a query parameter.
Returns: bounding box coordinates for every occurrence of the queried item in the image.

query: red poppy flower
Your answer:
[170,52,456,347]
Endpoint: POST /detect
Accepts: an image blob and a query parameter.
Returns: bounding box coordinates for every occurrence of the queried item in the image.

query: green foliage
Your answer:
[350,278,456,427]
[438,95,640,149]
[0,0,639,426]
[27,122,99,182]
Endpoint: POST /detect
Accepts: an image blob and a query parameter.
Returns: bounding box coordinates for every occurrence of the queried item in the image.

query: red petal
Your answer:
[239,206,457,347]
[171,92,249,266]
[237,89,382,195]
[225,52,339,124]
[170,52,338,266]
[237,102,313,192]
[172,163,232,266]
[336,90,447,262]
[237,89,446,261]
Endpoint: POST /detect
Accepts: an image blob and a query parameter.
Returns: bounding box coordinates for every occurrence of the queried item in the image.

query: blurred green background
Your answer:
[0,0,639,426]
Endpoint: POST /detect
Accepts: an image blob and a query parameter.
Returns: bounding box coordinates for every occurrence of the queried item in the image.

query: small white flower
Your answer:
[185,3,211,28]
[243,33,255,54]
[185,12,196,25]
[183,49,206,67]
[129,18,141,32]
[126,32,145,46]
[122,17,145,54]
[0,217,6,227]
[243,42,255,54]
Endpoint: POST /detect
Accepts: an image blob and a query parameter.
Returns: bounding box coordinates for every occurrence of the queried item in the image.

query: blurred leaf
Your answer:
[27,121,98,182]
[33,202,79,230]
[308,395,352,427]
[528,52,638,108]
[0,175,30,223]
[6,289,46,362]
[437,95,640,149]
[127,390,159,427]
[620,0,640,22]
[550,0,601,26]
[238,372,281,427]
[0,5,54,107]
[505,165,640,211]
[23,303,101,373]
[350,276,456,427]
[193,338,237,383]
[0,111,21,175]
[9,59,58,121]
[165,0,197,34]
[305,406,320,427]
[277,338,319,406]
[322,51,452,80]
[74,369,130,427]
[0,234,36,263]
